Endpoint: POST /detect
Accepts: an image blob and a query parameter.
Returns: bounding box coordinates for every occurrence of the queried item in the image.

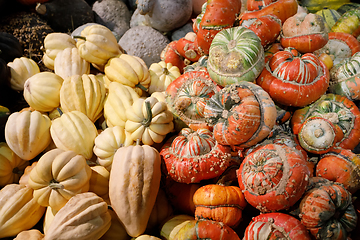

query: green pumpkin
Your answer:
[299,0,350,13]
[207,26,265,87]
[316,8,342,29]
[337,2,360,15]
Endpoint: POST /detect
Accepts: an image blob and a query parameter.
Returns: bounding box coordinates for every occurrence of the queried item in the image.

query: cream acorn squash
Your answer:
[7,57,40,91]
[148,61,181,94]
[54,47,90,80]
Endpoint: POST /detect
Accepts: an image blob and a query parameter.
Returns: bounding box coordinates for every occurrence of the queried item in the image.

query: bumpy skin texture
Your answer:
[119,26,170,67]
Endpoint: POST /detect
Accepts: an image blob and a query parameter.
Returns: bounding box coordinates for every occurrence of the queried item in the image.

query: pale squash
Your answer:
[43,192,112,240]
[109,144,162,237]
[50,110,98,159]
[7,57,40,91]
[89,165,110,199]
[43,206,57,235]
[0,184,46,238]
[5,110,52,160]
[160,215,195,240]
[13,229,44,240]
[54,47,90,80]
[60,74,106,122]
[99,208,131,240]
[28,148,92,211]
[23,72,64,112]
[148,61,181,94]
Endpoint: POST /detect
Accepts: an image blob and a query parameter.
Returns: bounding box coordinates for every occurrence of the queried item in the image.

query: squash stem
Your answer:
[57,107,63,116]
[141,101,152,127]
[136,83,148,92]
[49,179,64,190]
[73,36,86,41]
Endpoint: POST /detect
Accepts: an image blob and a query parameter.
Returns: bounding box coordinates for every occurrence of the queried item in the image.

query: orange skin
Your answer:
[161,41,186,73]
[329,32,360,56]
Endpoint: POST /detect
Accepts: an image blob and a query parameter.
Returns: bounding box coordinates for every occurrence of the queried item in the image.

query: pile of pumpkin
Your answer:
[2,0,360,239]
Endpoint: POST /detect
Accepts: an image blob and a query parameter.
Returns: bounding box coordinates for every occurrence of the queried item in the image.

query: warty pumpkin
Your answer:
[43,192,112,240]
[54,47,90,80]
[5,109,52,160]
[7,57,40,91]
[109,144,162,237]
[50,110,98,159]
[0,184,46,238]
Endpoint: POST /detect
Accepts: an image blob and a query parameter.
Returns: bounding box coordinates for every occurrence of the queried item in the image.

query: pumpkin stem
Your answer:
[136,83,148,92]
[141,101,152,127]
[57,107,63,116]
[162,67,169,75]
[73,36,86,41]
[12,167,23,175]
[49,179,64,190]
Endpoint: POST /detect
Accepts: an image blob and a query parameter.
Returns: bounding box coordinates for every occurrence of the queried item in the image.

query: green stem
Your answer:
[141,101,152,127]
[49,179,64,190]
[73,36,86,41]
[57,107,63,116]
[136,83,148,92]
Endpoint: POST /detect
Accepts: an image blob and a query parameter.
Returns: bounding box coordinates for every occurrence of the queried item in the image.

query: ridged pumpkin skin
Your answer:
[0,184,46,238]
[204,81,277,148]
[88,165,110,199]
[109,145,161,237]
[54,47,90,80]
[238,143,310,212]
[42,32,76,70]
[331,8,360,38]
[207,26,265,86]
[7,57,40,91]
[0,142,29,187]
[23,72,64,112]
[28,148,92,211]
[50,110,98,159]
[148,61,181,94]
[103,81,140,128]
[244,212,312,239]
[43,192,112,240]
[60,74,106,122]
[5,110,52,160]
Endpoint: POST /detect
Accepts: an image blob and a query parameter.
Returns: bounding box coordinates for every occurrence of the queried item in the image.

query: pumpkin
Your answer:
[42,32,76,70]
[243,212,312,239]
[160,128,233,184]
[148,61,181,94]
[7,57,40,91]
[50,110,98,159]
[134,236,161,240]
[204,81,277,148]
[331,7,360,38]
[109,144,162,237]
[5,109,52,160]
[99,208,131,240]
[316,147,360,194]
[23,72,64,112]
[59,74,106,122]
[328,51,360,101]
[165,70,221,131]
[193,184,247,228]
[337,2,360,15]
[160,214,195,240]
[54,47,90,80]
[207,26,265,86]
[13,229,44,240]
[298,0,350,13]
[125,96,174,145]
[290,93,360,151]
[88,165,110,199]
[0,142,29,187]
[299,177,357,239]
[160,41,186,74]
[43,192,112,240]
[18,161,37,187]
[257,47,330,107]
[104,54,151,96]
[281,12,329,53]
[28,148,92,211]
[315,8,342,29]
[238,143,310,212]
[0,184,46,238]
[43,206,57,235]
[75,23,122,66]
[0,32,23,63]
[93,125,134,171]
[103,81,140,128]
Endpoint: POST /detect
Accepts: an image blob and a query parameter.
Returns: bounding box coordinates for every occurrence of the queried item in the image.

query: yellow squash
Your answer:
[54,47,90,80]
[148,61,181,94]
[7,57,40,91]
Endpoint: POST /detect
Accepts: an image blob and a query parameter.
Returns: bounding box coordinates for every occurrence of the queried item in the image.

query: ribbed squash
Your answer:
[134,236,161,240]
[99,208,131,240]
[43,192,112,240]
[42,32,77,70]
[331,7,360,38]
[28,148,92,211]
[7,57,40,91]
[148,61,181,94]
[60,74,106,122]
[315,8,342,29]
[125,96,174,145]
[298,0,350,13]
[13,229,44,240]
[103,81,140,128]
[93,125,134,171]
[104,54,151,96]
[23,72,64,112]
[54,47,90,80]
[75,24,122,66]
[88,165,110,199]
[43,206,57,235]
[0,184,46,238]
[0,142,29,187]
[160,214,195,240]
[109,144,161,237]
[5,110,52,160]
[50,110,98,159]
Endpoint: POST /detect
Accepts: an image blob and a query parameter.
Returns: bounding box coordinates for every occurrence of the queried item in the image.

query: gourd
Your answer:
[315,8,342,29]
[5,110,52,160]
[160,215,196,240]
[88,165,110,200]
[13,229,44,240]
[331,7,360,38]
[43,192,112,240]
[125,96,174,145]
[50,110,98,159]
[7,57,40,91]
[0,142,29,187]
[42,32,76,70]
[59,74,106,122]
[148,61,181,94]
[104,54,151,96]
[298,0,350,13]
[54,47,90,80]
[0,184,46,238]
[109,144,161,237]
[28,148,92,211]
[23,72,64,112]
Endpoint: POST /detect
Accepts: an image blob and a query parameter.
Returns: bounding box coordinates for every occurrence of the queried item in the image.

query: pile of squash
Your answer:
[1,0,360,239]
